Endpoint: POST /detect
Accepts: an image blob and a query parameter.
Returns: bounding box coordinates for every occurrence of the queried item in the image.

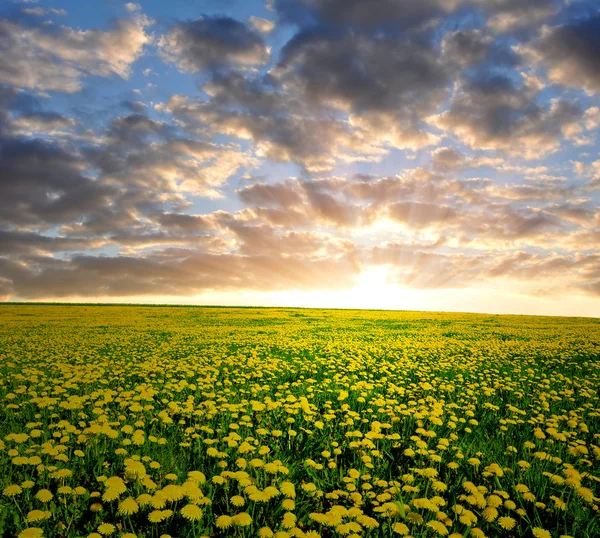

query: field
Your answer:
[0,305,599,538]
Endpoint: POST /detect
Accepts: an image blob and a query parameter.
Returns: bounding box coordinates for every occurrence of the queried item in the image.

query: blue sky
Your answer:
[0,0,599,315]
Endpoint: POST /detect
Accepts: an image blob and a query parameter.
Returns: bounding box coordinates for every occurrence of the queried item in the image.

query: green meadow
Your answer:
[0,305,599,538]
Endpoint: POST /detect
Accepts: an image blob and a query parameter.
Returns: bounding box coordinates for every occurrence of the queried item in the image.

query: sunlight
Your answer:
[352,265,396,308]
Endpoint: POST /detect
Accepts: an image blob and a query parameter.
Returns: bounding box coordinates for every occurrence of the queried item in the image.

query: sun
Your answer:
[351,265,397,309]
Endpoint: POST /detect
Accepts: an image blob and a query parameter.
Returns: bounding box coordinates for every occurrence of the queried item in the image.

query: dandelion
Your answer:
[27,510,51,523]
[427,521,449,536]
[35,489,53,503]
[118,497,139,515]
[181,503,203,521]
[532,529,552,538]
[497,517,516,530]
[230,495,245,507]
[577,487,594,502]
[216,515,233,529]
[4,484,23,497]
[97,523,115,535]
[18,529,44,538]
[232,512,253,526]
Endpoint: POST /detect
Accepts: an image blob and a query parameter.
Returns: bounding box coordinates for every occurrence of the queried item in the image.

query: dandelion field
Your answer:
[1,305,599,538]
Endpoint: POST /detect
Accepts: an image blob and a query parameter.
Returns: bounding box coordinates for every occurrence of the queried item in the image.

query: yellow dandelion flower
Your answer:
[180,504,203,521]
[4,484,23,496]
[427,520,449,536]
[280,481,296,498]
[356,515,378,529]
[482,507,498,522]
[36,489,53,503]
[577,487,594,502]
[498,517,516,530]
[259,527,274,537]
[18,529,44,538]
[216,515,233,529]
[230,495,245,507]
[27,510,51,523]
[232,512,252,526]
[282,499,295,510]
[118,497,139,515]
[282,512,297,528]
[97,523,115,536]
[392,522,409,535]
[136,493,153,506]
[532,529,552,538]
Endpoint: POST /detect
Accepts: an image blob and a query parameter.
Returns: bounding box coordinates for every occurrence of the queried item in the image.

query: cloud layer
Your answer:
[0,0,598,313]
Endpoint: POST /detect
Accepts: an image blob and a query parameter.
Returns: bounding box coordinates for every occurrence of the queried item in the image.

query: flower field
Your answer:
[0,305,599,538]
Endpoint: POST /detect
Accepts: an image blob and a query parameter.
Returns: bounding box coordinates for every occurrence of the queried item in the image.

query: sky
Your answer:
[0,0,599,316]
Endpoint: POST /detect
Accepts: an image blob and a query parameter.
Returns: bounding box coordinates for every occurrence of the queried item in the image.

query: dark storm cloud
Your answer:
[159,16,269,72]
[520,12,600,95]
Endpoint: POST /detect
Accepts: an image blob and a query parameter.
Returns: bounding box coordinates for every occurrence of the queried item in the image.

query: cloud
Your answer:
[431,147,465,171]
[274,27,452,149]
[0,14,151,93]
[248,16,275,33]
[0,135,115,227]
[238,180,304,208]
[0,250,360,299]
[430,71,582,157]
[387,201,457,229]
[484,0,556,34]
[159,16,269,72]
[518,13,600,95]
[274,0,468,27]
[158,75,385,172]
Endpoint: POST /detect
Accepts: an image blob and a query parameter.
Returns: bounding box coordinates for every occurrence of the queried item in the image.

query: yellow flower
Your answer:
[27,510,51,523]
[232,512,253,526]
[148,510,172,523]
[230,495,245,507]
[118,497,139,515]
[393,522,409,535]
[497,517,516,530]
[427,521,449,536]
[282,499,295,510]
[180,504,203,521]
[259,528,274,538]
[216,515,233,529]
[18,529,44,538]
[282,512,297,528]
[97,523,115,535]
[576,487,594,502]
[4,484,23,496]
[35,489,53,503]
[532,529,552,538]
